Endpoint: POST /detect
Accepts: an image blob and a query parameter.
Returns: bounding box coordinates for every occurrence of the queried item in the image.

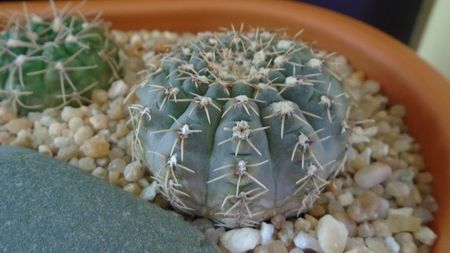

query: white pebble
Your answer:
[140,181,158,201]
[385,236,400,253]
[389,207,414,216]
[123,161,144,182]
[386,181,411,197]
[293,232,319,252]
[108,158,127,173]
[317,215,348,253]
[354,162,391,188]
[74,126,94,146]
[38,145,52,156]
[414,227,437,246]
[220,228,260,253]
[53,136,72,149]
[5,118,32,134]
[78,157,96,172]
[48,122,66,137]
[338,192,354,207]
[68,117,84,131]
[260,222,275,246]
[108,80,129,99]
[92,167,107,180]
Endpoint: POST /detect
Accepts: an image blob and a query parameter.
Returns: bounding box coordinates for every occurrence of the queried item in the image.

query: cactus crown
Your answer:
[131,27,350,227]
[0,2,119,114]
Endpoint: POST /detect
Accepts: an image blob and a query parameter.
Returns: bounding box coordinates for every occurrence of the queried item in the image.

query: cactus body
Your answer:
[0,3,118,114]
[132,29,350,227]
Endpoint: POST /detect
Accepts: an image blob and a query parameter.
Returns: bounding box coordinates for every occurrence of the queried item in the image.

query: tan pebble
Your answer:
[0,132,14,145]
[278,221,294,246]
[108,80,129,99]
[288,248,304,253]
[354,162,391,189]
[345,237,365,251]
[10,129,33,147]
[415,172,433,184]
[107,98,126,120]
[417,245,431,253]
[333,212,357,237]
[32,127,49,146]
[56,145,79,161]
[74,126,94,145]
[304,214,318,229]
[268,240,288,253]
[80,137,110,158]
[386,214,421,233]
[123,161,144,182]
[294,218,311,233]
[115,121,129,138]
[271,214,286,229]
[91,89,108,104]
[137,178,149,188]
[372,220,391,237]
[108,171,120,185]
[38,145,53,156]
[347,191,385,222]
[422,195,438,212]
[108,158,127,173]
[5,118,32,134]
[254,245,269,253]
[61,106,84,122]
[0,107,16,125]
[123,183,141,195]
[48,122,67,137]
[89,114,108,130]
[317,215,348,253]
[394,232,417,253]
[357,222,374,238]
[308,204,326,218]
[92,167,107,180]
[386,181,411,197]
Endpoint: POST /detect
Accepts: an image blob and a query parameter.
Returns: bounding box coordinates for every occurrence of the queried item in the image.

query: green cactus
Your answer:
[0,2,119,114]
[130,28,350,227]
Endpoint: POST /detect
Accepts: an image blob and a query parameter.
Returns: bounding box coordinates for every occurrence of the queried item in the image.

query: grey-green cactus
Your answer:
[0,2,119,114]
[130,28,350,227]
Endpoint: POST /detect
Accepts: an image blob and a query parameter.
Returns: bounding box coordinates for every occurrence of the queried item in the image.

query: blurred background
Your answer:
[3,0,449,80]
[297,0,449,80]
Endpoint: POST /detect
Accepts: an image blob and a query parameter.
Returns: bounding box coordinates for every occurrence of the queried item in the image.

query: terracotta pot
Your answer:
[2,0,449,251]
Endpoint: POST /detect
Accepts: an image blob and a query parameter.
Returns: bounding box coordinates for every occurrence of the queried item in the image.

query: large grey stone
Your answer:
[0,146,219,253]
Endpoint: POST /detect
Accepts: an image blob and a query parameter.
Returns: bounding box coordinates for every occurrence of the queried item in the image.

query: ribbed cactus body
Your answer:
[0,4,118,114]
[132,30,350,227]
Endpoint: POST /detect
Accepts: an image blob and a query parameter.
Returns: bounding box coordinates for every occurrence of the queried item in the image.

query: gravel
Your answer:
[0,29,439,253]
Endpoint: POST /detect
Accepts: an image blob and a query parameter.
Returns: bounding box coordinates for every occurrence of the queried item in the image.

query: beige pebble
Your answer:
[386,214,421,233]
[357,222,374,238]
[38,144,52,156]
[48,122,67,137]
[5,118,32,134]
[78,157,96,172]
[80,137,110,158]
[108,80,129,99]
[347,191,387,222]
[220,228,261,253]
[68,117,84,131]
[56,145,78,161]
[278,221,294,246]
[91,89,108,104]
[74,126,94,145]
[394,232,417,253]
[267,240,287,253]
[0,107,16,125]
[89,114,108,130]
[61,106,84,122]
[92,167,107,180]
[317,215,348,253]
[386,181,411,197]
[294,218,311,233]
[123,161,144,182]
[354,162,391,189]
[271,214,286,230]
[373,220,391,237]
[123,182,141,195]
[108,171,120,185]
[413,227,437,246]
[108,158,127,173]
[365,238,391,253]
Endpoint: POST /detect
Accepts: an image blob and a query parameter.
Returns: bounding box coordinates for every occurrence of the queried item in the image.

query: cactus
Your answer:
[0,2,119,114]
[130,28,351,227]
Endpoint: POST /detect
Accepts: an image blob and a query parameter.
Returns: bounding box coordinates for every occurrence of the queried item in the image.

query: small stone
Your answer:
[394,232,417,253]
[254,245,268,253]
[80,137,110,158]
[0,107,16,125]
[56,145,78,161]
[365,238,390,253]
[413,207,433,224]
[220,228,260,253]
[108,158,126,173]
[89,114,108,130]
[415,172,433,184]
[74,126,94,145]
[77,157,96,172]
[357,222,374,238]
[348,191,386,222]
[53,136,72,149]
[96,157,109,167]
[5,118,32,134]
[354,162,391,188]
[385,236,400,253]
[38,145,52,156]
[267,240,287,253]
[308,204,326,218]
[123,183,141,195]
[289,248,304,253]
[108,80,128,99]
[107,98,126,120]
[108,171,120,185]
[388,207,413,216]
[271,214,286,229]
[91,89,108,104]
[386,214,421,233]
[68,117,84,131]
[294,218,311,233]
[413,227,437,246]
[304,214,318,229]
[91,167,107,180]
[338,192,354,207]
[372,220,391,237]
[61,106,84,122]
[345,237,365,251]
[278,221,295,246]
[293,232,319,252]
[123,161,144,182]
[386,181,411,197]
[333,212,357,236]
[260,222,275,246]
[137,178,149,188]
[317,214,348,253]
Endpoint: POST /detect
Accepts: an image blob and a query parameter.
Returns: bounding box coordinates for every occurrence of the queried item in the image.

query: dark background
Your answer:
[299,0,425,45]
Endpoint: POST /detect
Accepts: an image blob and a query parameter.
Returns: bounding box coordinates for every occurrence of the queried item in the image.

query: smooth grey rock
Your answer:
[0,147,219,253]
